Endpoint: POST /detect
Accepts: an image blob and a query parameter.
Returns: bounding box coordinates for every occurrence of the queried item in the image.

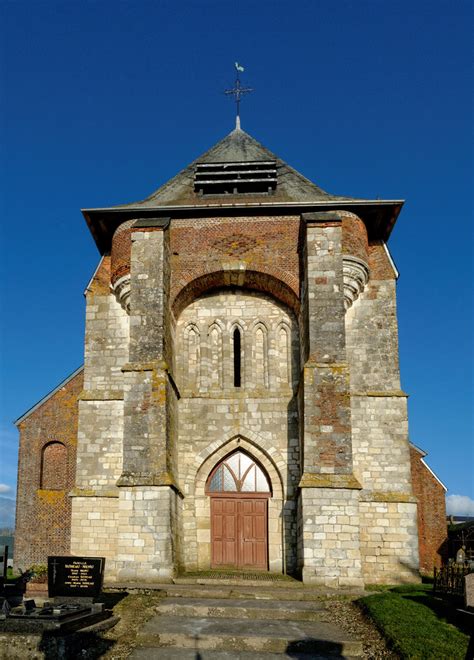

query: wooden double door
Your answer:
[210,496,268,570]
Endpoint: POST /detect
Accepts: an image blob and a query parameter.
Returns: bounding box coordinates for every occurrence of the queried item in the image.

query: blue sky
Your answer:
[0,0,472,525]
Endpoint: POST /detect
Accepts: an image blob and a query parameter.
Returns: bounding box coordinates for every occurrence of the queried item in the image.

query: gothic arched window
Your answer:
[41,441,67,490]
[207,451,270,493]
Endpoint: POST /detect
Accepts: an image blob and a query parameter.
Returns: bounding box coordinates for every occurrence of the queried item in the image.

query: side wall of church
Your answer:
[14,369,83,568]
[70,257,129,579]
[410,446,447,573]
[346,242,419,583]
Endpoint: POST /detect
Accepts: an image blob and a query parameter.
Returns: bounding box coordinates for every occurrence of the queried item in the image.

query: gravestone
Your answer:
[48,556,105,602]
[0,555,113,655]
[465,573,474,609]
[456,547,466,564]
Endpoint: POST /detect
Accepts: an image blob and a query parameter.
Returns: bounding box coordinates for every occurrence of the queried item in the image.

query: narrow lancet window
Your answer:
[233,328,241,387]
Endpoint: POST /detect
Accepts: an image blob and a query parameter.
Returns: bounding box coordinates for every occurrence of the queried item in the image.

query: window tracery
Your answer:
[207,451,271,493]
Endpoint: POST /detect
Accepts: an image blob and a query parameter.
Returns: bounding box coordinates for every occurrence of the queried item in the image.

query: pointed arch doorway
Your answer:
[206,451,271,570]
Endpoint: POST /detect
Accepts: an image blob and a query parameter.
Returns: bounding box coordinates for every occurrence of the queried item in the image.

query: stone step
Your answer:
[174,579,281,588]
[136,614,363,656]
[166,587,327,602]
[107,581,363,601]
[163,584,360,602]
[156,597,326,621]
[151,581,360,602]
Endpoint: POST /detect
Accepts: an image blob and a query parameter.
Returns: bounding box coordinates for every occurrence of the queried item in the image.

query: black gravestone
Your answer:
[48,556,105,599]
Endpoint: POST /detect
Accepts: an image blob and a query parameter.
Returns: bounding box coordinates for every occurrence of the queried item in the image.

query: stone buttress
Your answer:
[115,222,181,581]
[297,212,364,588]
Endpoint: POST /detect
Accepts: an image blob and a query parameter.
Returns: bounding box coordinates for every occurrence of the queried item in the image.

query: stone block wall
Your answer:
[350,395,412,492]
[300,487,364,587]
[14,368,83,568]
[83,257,130,393]
[345,239,419,583]
[70,495,119,576]
[70,257,129,575]
[359,500,419,583]
[114,486,180,581]
[75,400,124,490]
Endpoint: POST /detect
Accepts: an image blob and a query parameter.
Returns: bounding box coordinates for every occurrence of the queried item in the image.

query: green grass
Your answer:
[359,584,471,659]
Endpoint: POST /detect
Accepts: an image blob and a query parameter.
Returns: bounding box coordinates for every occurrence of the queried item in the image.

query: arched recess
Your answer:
[252,322,269,388]
[41,441,67,490]
[183,323,201,389]
[172,269,300,319]
[193,433,285,572]
[276,320,292,386]
[195,433,285,500]
[208,321,223,389]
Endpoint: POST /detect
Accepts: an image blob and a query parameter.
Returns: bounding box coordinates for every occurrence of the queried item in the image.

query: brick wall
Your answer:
[342,214,368,263]
[14,369,83,568]
[410,445,447,573]
[169,216,300,310]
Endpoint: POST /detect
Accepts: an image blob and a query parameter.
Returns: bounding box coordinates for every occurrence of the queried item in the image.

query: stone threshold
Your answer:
[176,570,299,583]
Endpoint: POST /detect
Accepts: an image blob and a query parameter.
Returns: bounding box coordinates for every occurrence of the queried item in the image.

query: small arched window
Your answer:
[41,441,67,490]
[233,328,241,387]
[207,451,270,493]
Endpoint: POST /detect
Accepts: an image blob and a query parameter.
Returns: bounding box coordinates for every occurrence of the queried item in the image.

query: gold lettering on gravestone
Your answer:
[63,561,96,589]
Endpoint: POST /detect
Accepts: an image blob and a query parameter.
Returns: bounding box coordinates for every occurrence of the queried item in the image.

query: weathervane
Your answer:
[225,62,253,130]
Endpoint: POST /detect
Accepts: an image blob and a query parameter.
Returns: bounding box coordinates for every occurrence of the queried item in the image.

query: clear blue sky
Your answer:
[0,0,472,524]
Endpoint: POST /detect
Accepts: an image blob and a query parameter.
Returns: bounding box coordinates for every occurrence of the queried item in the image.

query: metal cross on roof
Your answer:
[225,62,253,129]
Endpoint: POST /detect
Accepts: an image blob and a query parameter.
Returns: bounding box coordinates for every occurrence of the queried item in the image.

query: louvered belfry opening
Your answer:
[194,160,277,195]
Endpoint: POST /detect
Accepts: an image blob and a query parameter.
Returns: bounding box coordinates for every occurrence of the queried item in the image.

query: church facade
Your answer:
[15,127,423,586]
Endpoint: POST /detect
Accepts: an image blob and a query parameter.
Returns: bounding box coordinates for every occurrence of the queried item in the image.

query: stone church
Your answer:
[15,124,442,586]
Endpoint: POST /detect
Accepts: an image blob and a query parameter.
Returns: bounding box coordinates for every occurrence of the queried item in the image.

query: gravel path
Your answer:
[321,599,399,659]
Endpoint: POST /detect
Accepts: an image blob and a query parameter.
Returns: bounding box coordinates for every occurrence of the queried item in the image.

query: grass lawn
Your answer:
[359,584,471,660]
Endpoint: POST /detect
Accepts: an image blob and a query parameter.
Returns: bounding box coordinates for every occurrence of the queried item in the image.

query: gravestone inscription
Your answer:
[48,556,105,599]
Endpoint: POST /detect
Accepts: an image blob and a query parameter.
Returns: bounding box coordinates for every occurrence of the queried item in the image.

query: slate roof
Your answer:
[82,127,404,253]
[114,127,354,207]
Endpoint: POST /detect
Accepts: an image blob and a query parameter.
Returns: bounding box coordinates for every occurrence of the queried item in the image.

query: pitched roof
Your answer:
[14,366,84,425]
[114,127,354,208]
[83,127,404,253]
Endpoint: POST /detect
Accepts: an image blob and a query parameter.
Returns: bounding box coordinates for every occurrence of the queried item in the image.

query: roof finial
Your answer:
[224,62,253,130]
